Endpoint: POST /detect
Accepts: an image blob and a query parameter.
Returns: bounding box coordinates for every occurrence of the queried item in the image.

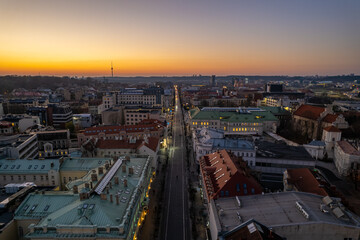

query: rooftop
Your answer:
[293,104,325,120]
[199,150,262,200]
[213,192,360,232]
[323,125,341,132]
[256,141,313,161]
[286,168,328,197]
[0,159,59,175]
[337,141,360,156]
[60,157,112,172]
[15,155,152,239]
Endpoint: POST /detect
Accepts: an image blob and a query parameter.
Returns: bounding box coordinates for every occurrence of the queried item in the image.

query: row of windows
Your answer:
[63,176,78,183]
[232,127,257,132]
[220,186,255,196]
[126,114,148,118]
[3,174,53,181]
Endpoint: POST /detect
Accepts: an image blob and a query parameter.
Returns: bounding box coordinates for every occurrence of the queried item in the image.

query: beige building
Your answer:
[0,159,60,187]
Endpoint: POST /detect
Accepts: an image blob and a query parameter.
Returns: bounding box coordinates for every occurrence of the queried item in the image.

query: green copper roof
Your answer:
[15,155,152,239]
[60,157,113,171]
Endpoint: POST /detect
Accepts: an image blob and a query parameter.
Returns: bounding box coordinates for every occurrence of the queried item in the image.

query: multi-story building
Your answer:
[255,141,315,176]
[81,136,160,168]
[258,96,305,112]
[292,104,348,140]
[334,141,360,176]
[1,115,40,133]
[48,104,73,129]
[199,150,262,203]
[36,130,70,159]
[283,168,328,196]
[14,155,153,240]
[0,134,38,159]
[72,114,92,129]
[124,106,162,125]
[189,107,279,135]
[208,192,360,240]
[117,87,163,107]
[0,159,60,187]
[77,119,164,147]
[192,128,256,166]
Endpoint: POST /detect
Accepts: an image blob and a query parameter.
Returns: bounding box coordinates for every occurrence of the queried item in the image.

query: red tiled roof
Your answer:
[82,122,162,136]
[337,141,360,156]
[293,104,325,120]
[142,137,160,151]
[96,139,142,149]
[323,125,341,132]
[286,168,328,197]
[322,114,338,123]
[199,150,262,200]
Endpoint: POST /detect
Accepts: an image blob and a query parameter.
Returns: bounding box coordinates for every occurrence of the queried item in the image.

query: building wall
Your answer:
[334,143,360,176]
[59,170,88,190]
[16,219,40,240]
[0,220,18,240]
[255,157,315,174]
[273,222,360,240]
[0,172,59,187]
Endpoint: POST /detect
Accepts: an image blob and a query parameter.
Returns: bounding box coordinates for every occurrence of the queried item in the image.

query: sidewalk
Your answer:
[186,129,208,240]
[138,149,168,240]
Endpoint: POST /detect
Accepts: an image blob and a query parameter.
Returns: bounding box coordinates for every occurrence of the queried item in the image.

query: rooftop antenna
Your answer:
[111,61,114,78]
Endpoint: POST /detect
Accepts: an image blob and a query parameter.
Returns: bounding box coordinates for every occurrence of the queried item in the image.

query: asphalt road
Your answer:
[161,87,191,240]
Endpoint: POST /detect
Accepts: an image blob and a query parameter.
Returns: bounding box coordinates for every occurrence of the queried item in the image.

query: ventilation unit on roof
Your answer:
[236,196,241,208]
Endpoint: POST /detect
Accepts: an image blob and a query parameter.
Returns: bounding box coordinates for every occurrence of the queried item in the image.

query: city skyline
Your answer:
[1,0,360,76]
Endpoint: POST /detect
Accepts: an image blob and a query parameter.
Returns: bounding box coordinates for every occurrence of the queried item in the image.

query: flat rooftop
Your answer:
[213,192,360,232]
[256,141,313,161]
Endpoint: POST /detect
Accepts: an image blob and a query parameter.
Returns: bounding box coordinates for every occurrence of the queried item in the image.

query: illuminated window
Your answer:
[233,128,235,131]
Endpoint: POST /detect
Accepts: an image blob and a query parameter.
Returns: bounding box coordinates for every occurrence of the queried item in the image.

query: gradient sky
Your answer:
[1,0,359,76]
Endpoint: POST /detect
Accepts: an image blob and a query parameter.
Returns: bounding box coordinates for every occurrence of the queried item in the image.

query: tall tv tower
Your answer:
[111,61,114,78]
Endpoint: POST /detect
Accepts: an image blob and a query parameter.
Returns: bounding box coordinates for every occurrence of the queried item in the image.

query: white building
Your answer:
[192,128,256,166]
[334,141,360,176]
[303,140,326,160]
[321,125,342,159]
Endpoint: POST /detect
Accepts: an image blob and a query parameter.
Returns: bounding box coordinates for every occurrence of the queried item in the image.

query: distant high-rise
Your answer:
[210,75,216,86]
[111,61,114,78]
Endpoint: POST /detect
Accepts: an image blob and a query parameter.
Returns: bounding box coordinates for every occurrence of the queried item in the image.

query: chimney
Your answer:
[110,194,113,203]
[50,162,54,168]
[85,183,90,189]
[124,179,128,188]
[91,173,98,182]
[105,162,110,170]
[73,185,78,194]
[90,182,93,189]
[101,193,107,200]
[98,167,103,174]
[114,176,119,185]
[129,167,134,175]
[122,165,126,173]
[116,194,119,205]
